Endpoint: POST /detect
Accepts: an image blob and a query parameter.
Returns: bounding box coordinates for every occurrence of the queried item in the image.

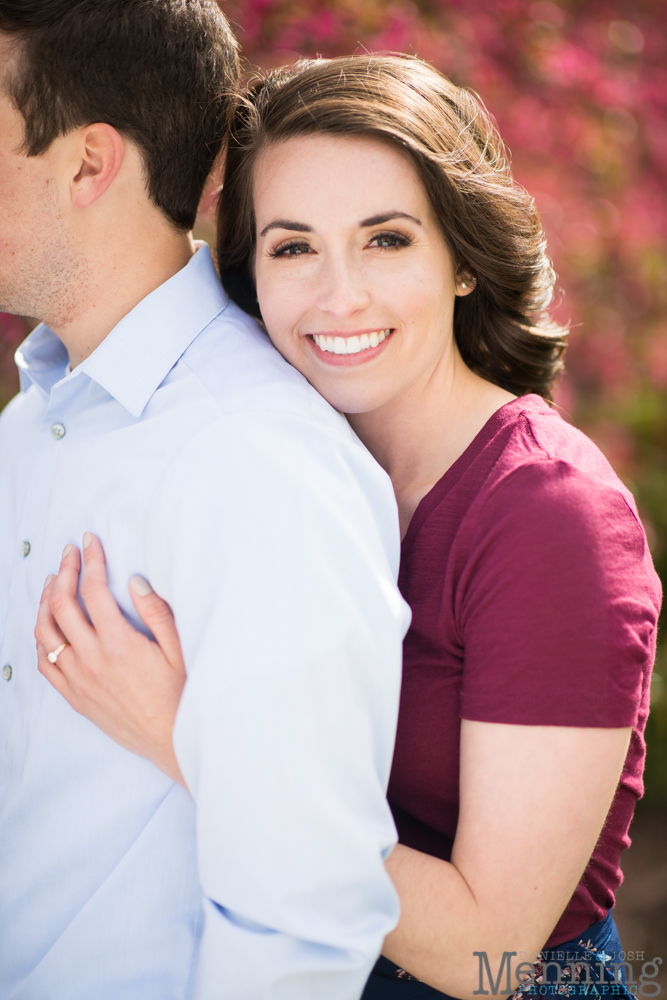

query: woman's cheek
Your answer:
[257,300,299,362]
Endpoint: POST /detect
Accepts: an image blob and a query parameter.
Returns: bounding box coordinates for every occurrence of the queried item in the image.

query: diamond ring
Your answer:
[47,642,70,664]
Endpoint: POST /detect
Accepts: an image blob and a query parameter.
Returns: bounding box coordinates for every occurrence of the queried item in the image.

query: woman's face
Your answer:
[253,134,470,415]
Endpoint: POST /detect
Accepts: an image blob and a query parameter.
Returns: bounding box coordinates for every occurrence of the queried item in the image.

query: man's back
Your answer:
[0,247,408,999]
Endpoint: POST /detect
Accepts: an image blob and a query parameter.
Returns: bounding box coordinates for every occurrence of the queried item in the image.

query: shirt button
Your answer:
[20,541,31,558]
[2,665,12,681]
[51,423,66,440]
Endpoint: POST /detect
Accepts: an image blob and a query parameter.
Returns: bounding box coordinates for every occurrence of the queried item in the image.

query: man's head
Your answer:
[0,0,238,321]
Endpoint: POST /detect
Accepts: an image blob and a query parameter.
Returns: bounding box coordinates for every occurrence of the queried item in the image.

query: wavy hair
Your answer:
[217,54,567,398]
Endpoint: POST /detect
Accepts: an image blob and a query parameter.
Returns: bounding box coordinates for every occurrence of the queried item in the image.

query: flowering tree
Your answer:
[1,0,665,791]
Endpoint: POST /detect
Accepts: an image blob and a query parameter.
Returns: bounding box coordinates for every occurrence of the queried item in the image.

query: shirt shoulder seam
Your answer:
[476,453,646,539]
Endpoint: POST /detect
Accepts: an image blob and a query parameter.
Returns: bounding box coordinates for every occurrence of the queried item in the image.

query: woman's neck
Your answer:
[347,348,515,538]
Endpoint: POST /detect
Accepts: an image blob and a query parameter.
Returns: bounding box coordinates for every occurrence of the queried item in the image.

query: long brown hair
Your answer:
[217,54,567,399]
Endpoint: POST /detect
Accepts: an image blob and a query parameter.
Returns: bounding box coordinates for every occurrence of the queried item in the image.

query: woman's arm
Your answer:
[383,719,631,999]
[35,535,188,788]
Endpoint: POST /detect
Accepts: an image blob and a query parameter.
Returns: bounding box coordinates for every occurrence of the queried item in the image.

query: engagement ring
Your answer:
[47,643,70,664]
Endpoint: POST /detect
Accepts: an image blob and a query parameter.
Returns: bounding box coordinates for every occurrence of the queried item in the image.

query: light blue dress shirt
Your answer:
[0,246,410,999]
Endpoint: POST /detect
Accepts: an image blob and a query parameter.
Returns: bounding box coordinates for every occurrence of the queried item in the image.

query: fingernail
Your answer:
[83,532,92,549]
[43,574,55,589]
[62,544,73,559]
[130,575,153,597]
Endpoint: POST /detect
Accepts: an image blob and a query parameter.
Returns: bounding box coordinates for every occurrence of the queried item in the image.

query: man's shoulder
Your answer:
[181,300,338,428]
[151,302,393,523]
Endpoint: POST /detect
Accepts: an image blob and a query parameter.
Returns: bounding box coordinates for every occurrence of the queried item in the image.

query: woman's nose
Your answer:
[315,258,371,317]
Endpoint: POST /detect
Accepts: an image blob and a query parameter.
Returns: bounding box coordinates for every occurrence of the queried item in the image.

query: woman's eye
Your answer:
[369,233,411,249]
[271,242,312,258]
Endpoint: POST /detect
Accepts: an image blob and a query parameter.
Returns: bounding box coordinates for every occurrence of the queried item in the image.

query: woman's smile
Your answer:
[307,328,394,364]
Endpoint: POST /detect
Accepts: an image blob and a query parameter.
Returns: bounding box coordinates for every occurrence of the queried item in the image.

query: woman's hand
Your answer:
[35,533,188,789]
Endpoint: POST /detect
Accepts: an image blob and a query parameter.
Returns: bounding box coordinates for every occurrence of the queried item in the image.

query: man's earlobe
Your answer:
[71,124,125,210]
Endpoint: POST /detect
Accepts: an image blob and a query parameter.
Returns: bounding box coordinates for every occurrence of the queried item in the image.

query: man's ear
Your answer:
[70,123,125,210]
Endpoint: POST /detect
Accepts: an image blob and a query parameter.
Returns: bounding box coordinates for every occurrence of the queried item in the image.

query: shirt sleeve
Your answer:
[146,410,410,1000]
[458,459,660,728]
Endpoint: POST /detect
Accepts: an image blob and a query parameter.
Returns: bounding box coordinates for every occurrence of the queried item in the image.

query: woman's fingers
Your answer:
[36,641,72,697]
[45,545,95,651]
[129,576,186,670]
[79,533,127,633]
[35,575,68,652]
[35,577,78,694]
[50,543,82,609]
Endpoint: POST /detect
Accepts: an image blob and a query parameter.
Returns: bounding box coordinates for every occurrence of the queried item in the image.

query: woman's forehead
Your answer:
[253,134,428,218]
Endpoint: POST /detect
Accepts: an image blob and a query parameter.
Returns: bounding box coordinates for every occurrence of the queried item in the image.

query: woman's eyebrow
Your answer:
[260,220,312,237]
[259,212,422,237]
[361,211,422,227]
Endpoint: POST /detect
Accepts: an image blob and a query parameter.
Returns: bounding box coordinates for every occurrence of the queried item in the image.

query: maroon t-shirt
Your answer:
[389,394,661,947]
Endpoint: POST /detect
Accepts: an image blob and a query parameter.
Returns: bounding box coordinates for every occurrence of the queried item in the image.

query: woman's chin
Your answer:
[306,379,389,417]
[278,341,395,416]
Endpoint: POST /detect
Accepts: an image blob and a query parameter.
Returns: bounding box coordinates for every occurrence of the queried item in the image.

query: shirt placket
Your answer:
[0,376,84,732]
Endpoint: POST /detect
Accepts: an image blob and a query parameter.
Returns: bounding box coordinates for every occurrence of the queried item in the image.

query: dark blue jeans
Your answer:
[362,911,633,1000]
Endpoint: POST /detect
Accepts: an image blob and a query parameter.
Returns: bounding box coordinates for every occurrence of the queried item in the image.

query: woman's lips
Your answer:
[306,329,394,366]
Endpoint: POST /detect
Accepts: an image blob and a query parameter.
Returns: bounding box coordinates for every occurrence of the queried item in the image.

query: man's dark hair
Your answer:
[0,0,239,230]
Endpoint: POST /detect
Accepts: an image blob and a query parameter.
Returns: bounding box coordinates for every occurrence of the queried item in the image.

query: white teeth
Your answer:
[312,330,391,355]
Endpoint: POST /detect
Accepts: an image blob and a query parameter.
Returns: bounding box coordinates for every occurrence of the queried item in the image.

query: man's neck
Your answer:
[48,228,196,369]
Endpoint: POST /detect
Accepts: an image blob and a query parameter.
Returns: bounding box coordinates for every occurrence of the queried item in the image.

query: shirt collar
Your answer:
[15,324,70,397]
[15,244,229,418]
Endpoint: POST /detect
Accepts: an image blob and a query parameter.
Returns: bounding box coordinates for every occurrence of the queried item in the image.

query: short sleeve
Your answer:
[458,460,660,728]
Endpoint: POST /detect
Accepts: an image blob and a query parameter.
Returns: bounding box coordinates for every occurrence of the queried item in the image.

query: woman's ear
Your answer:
[70,123,125,210]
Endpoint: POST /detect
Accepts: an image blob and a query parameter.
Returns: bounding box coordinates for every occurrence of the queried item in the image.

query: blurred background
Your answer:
[1,0,665,971]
